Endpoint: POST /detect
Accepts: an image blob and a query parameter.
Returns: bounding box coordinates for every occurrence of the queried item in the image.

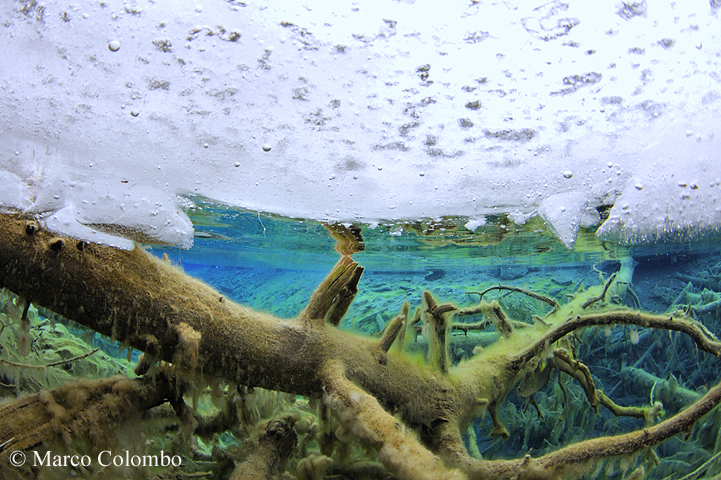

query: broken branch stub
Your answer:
[421,291,457,373]
[299,255,364,327]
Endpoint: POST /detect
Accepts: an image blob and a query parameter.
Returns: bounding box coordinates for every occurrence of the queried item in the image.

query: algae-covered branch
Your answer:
[1,212,721,480]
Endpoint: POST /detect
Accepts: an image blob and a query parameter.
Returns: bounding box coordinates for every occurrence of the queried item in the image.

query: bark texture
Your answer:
[1,212,721,480]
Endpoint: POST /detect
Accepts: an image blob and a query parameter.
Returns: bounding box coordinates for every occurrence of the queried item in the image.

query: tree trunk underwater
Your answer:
[1,212,721,480]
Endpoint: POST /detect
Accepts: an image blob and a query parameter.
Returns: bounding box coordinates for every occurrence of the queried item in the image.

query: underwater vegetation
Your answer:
[1,212,721,480]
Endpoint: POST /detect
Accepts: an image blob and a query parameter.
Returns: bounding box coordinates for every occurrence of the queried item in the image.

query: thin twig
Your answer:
[465,284,560,311]
[551,372,568,434]
[451,321,490,335]
[582,273,617,309]
[0,437,14,452]
[414,321,492,336]
[0,347,101,369]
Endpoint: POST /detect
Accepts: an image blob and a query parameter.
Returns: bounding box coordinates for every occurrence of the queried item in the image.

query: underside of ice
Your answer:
[539,191,597,249]
[597,126,721,244]
[1,0,720,248]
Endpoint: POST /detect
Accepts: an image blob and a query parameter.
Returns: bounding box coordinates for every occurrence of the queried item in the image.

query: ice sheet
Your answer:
[1,0,719,248]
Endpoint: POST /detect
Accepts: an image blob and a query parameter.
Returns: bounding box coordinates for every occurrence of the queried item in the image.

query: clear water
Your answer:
[4,198,721,479]
[148,199,721,477]
[154,198,721,325]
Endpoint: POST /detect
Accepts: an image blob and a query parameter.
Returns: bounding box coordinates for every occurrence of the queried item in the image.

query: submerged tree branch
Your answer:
[465,284,560,312]
[448,378,721,480]
[1,212,721,480]
[321,362,466,480]
[582,273,617,309]
[0,347,101,369]
[511,310,721,373]
[229,413,298,480]
[0,372,174,466]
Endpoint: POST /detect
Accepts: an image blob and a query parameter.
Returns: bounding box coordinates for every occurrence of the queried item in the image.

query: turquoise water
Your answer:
[2,198,720,479]
[147,199,721,477]
[154,199,721,326]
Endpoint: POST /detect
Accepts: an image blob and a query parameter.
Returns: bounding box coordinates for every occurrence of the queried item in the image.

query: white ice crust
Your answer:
[1,0,720,248]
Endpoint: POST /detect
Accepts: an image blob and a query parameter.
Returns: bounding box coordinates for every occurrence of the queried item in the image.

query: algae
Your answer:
[1,211,721,480]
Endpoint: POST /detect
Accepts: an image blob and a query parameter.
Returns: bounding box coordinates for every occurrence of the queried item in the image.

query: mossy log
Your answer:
[0,372,174,480]
[1,212,721,480]
[621,366,703,412]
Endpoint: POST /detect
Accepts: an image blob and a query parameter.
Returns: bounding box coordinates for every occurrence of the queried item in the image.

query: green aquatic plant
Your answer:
[0,212,721,480]
[0,289,135,395]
